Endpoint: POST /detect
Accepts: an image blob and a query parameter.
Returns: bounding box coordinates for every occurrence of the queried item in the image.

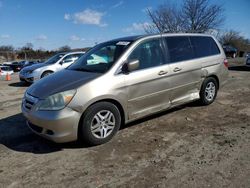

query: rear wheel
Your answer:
[79,102,121,146]
[199,77,218,105]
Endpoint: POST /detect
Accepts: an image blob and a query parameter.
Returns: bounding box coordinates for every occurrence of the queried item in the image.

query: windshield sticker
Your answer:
[116,41,130,46]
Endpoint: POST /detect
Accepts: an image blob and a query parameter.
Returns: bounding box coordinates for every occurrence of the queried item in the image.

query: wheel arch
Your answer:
[207,74,220,90]
[77,98,126,139]
[41,70,54,78]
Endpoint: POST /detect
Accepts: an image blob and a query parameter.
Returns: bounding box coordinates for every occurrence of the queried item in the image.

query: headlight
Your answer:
[27,70,33,74]
[38,89,76,111]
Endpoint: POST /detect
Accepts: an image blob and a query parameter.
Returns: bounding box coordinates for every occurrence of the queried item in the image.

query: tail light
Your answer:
[223,59,228,68]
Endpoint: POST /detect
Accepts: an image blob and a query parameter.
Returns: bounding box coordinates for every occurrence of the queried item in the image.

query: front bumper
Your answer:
[19,72,39,83]
[22,101,81,143]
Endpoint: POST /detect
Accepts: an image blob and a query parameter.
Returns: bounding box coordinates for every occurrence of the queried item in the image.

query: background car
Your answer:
[0,66,14,75]
[3,62,22,72]
[19,60,39,69]
[2,61,38,72]
[19,52,85,83]
[246,55,250,67]
[223,45,238,58]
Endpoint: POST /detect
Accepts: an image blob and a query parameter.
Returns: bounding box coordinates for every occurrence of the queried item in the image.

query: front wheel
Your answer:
[79,102,121,146]
[41,71,53,78]
[199,77,218,105]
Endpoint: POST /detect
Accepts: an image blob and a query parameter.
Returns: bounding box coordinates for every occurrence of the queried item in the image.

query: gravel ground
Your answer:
[0,58,250,188]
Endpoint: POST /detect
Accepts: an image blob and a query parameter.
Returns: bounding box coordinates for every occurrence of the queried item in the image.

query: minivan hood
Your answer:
[27,69,101,99]
[23,63,47,71]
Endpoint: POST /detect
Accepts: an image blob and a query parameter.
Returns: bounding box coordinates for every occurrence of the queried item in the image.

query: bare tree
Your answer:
[182,0,224,33]
[0,45,15,61]
[0,45,14,52]
[21,43,34,51]
[219,30,250,53]
[145,3,183,33]
[219,30,241,45]
[58,45,71,52]
[145,0,224,34]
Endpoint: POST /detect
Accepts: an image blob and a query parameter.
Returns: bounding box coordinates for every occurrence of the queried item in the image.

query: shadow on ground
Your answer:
[8,82,30,88]
[0,113,84,154]
[228,65,250,72]
[0,101,201,154]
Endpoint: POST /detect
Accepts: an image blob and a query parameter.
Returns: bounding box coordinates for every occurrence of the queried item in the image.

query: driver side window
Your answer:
[128,39,165,71]
[63,54,82,64]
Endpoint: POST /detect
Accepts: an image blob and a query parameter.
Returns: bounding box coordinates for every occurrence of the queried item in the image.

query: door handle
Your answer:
[158,70,168,76]
[173,67,182,72]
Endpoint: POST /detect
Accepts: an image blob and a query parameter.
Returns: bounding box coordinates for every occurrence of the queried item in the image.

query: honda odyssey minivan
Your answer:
[22,34,228,145]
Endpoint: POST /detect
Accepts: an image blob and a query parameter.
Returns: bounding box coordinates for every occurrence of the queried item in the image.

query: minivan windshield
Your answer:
[45,53,65,65]
[68,40,133,73]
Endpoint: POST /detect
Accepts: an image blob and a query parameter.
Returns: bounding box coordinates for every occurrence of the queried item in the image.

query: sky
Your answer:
[0,0,249,50]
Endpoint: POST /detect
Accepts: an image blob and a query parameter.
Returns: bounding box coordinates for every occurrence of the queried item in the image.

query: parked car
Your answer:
[19,52,84,83]
[246,55,250,67]
[3,61,22,72]
[0,66,14,75]
[22,34,228,145]
[19,60,39,69]
[223,45,237,58]
[245,52,250,58]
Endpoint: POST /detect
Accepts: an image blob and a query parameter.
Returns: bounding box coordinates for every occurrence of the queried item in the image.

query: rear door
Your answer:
[164,36,202,105]
[124,38,172,119]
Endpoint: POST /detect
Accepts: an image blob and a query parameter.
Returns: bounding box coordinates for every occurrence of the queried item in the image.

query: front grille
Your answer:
[23,93,38,111]
[25,100,34,110]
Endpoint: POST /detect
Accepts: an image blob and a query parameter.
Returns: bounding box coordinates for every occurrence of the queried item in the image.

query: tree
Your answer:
[0,45,14,52]
[182,0,224,33]
[0,45,15,61]
[145,4,183,33]
[58,45,71,52]
[21,43,34,51]
[145,0,224,34]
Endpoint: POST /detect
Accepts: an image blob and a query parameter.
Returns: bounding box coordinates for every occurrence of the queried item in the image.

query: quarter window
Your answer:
[190,36,220,58]
[165,36,194,63]
[128,39,165,70]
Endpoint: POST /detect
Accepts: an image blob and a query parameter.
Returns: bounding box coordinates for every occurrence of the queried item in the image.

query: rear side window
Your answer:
[190,36,221,58]
[165,36,194,63]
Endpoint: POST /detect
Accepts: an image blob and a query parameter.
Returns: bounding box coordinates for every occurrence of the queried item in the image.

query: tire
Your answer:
[246,59,250,66]
[199,77,218,105]
[79,102,121,146]
[24,81,31,85]
[41,71,53,78]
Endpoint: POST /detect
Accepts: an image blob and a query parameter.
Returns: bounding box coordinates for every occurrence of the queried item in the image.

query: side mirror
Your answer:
[122,59,139,73]
[59,60,64,65]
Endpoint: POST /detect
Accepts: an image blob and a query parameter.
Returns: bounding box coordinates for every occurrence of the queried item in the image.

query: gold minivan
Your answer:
[22,34,228,145]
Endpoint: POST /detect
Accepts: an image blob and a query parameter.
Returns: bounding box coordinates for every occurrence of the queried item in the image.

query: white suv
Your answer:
[19,52,84,83]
